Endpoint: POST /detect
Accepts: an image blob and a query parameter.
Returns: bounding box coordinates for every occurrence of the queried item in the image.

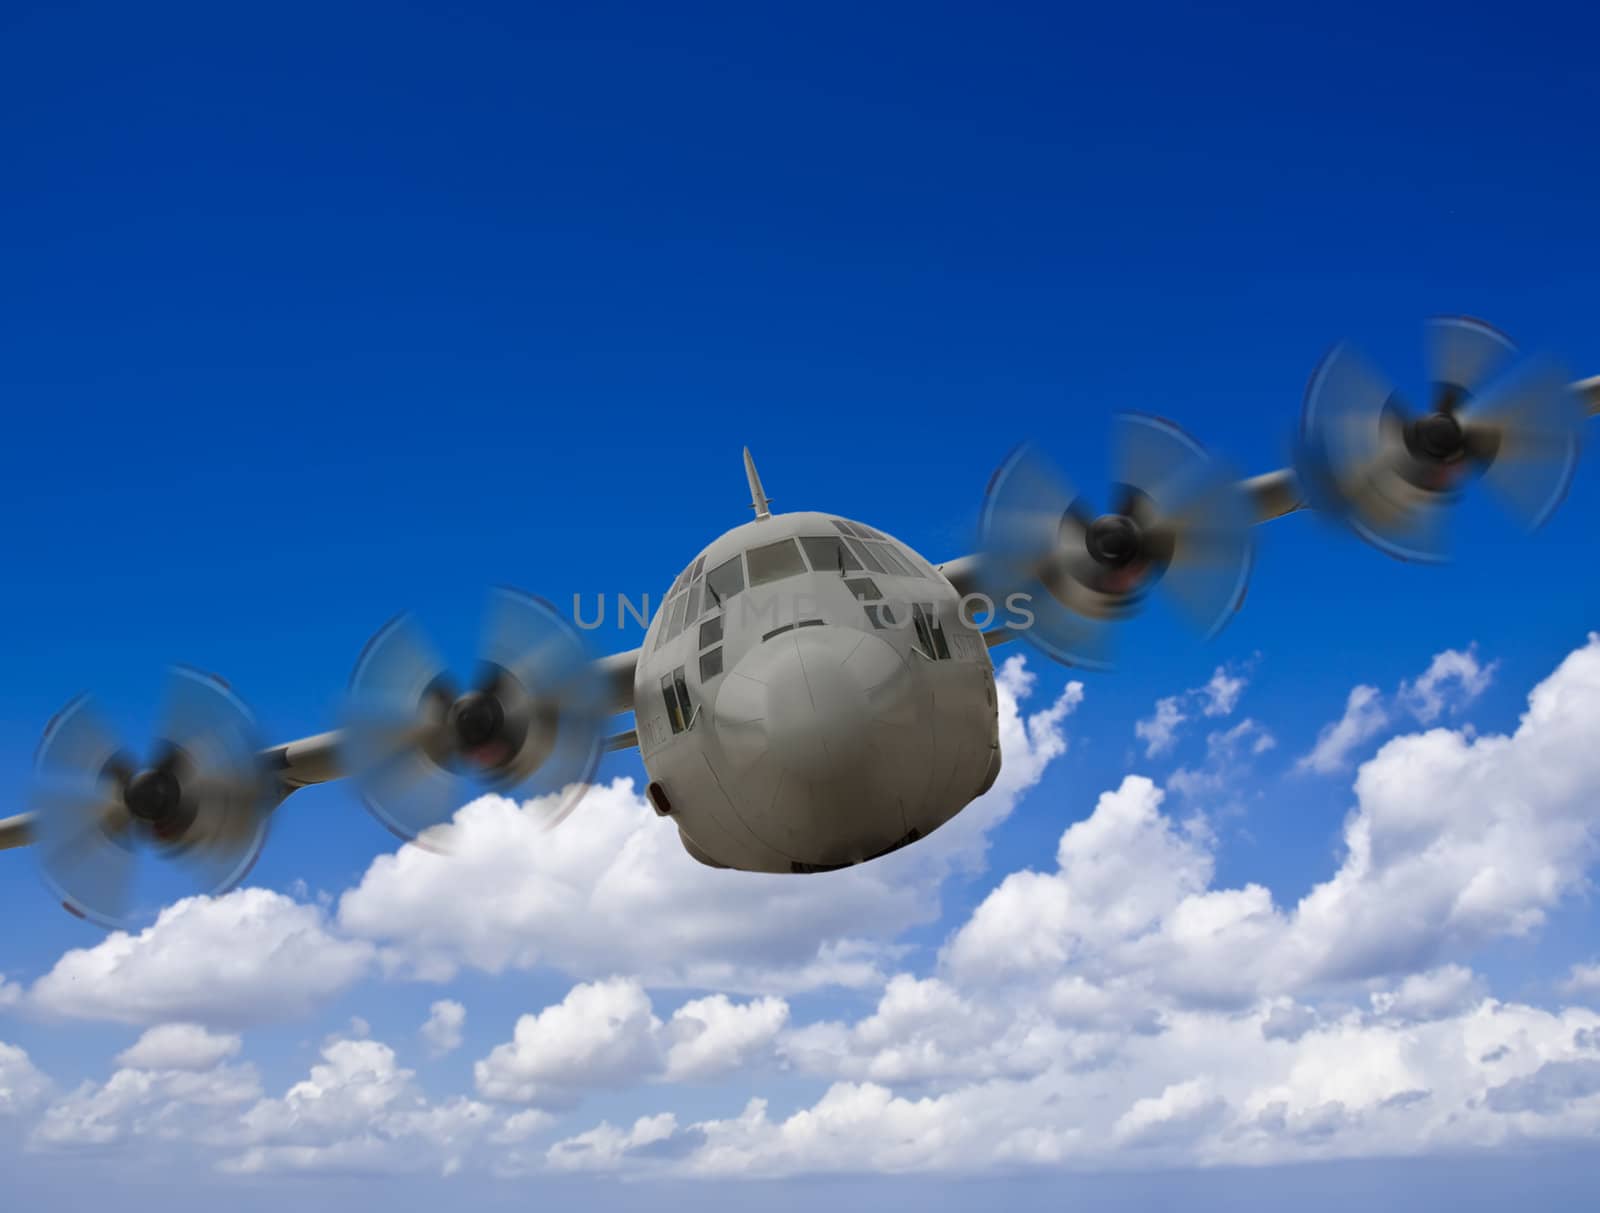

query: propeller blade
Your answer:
[351,746,464,850]
[346,617,456,736]
[1114,413,1216,519]
[978,424,1251,668]
[1464,358,1584,530]
[30,785,135,926]
[1427,315,1516,408]
[342,591,606,841]
[1019,583,1117,670]
[34,694,127,788]
[980,444,1085,572]
[1296,340,1452,562]
[477,588,606,827]
[979,445,1119,667]
[30,695,136,923]
[1299,318,1580,561]
[1148,486,1254,637]
[30,671,271,928]
[1296,341,1397,511]
[148,666,272,902]
[1113,414,1253,636]
[342,612,456,841]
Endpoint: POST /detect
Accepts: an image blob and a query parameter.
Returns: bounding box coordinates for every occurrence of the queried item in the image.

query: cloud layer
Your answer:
[5,641,1600,1184]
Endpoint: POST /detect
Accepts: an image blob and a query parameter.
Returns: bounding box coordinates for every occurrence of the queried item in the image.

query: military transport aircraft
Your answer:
[4,317,1599,926]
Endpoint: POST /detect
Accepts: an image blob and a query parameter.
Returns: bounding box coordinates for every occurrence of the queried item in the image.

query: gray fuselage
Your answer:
[633,511,1000,874]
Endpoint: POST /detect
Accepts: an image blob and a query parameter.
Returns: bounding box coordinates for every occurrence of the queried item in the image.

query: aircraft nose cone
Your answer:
[714,625,915,779]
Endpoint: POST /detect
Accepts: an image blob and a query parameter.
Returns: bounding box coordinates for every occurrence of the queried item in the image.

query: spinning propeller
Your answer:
[340,587,607,843]
[28,667,272,926]
[1294,316,1584,562]
[978,414,1254,669]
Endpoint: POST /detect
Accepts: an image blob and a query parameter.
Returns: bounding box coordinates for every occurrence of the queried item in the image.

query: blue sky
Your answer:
[3,1,1600,1207]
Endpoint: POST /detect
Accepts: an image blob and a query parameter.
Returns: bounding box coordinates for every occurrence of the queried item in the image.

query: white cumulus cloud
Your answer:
[474,977,787,1105]
[421,1000,466,1057]
[1136,696,1188,757]
[222,1035,494,1176]
[30,889,374,1026]
[1136,665,1252,759]
[1200,667,1248,717]
[116,1024,242,1072]
[1298,684,1389,774]
[1398,646,1497,724]
[0,1041,52,1119]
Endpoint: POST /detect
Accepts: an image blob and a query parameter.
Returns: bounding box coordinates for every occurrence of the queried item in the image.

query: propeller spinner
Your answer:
[978,414,1254,669]
[340,587,607,843]
[28,667,273,926]
[1294,315,1584,562]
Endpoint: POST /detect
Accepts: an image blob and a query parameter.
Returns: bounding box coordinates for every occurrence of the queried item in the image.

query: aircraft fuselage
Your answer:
[633,511,1000,873]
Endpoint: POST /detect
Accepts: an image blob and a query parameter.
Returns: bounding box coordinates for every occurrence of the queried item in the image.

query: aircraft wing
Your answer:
[1580,375,1600,415]
[947,368,1600,648]
[4,362,1595,878]
[0,814,31,852]
[265,645,643,796]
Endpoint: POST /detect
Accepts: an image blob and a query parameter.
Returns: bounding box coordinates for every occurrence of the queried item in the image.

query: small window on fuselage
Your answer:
[673,667,691,724]
[660,666,693,733]
[661,671,686,733]
[843,577,883,602]
[865,602,902,629]
[699,647,723,681]
[912,602,952,659]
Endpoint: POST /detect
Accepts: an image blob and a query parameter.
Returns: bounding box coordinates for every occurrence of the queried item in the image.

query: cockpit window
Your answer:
[652,593,679,652]
[746,538,806,587]
[706,554,745,605]
[699,616,723,648]
[854,522,886,539]
[686,578,704,621]
[665,591,689,641]
[845,537,886,575]
[799,535,862,574]
[867,541,917,577]
[830,519,862,538]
